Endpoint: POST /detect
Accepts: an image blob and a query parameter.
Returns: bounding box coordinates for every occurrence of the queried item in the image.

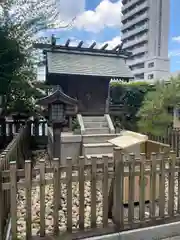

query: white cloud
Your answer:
[100,36,122,49]
[172,36,180,42]
[67,35,121,50]
[75,0,122,33]
[169,49,180,57]
[56,0,85,20]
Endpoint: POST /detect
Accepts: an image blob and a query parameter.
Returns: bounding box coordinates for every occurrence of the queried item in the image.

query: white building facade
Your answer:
[121,0,170,81]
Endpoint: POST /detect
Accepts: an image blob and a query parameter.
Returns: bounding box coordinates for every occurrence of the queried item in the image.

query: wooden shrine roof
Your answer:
[37,87,78,106]
[33,39,133,80]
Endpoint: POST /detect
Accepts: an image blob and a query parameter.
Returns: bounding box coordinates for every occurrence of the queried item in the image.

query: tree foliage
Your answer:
[0,0,60,116]
[110,81,154,131]
[137,77,180,136]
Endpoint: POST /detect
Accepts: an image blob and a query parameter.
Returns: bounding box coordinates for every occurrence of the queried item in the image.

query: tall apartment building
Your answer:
[121,0,170,81]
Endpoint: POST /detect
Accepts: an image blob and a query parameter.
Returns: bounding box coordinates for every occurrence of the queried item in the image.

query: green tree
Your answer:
[137,77,180,136]
[0,0,64,116]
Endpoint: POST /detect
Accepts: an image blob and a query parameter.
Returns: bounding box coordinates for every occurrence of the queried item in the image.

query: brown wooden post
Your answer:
[0,166,3,240]
[168,151,176,216]
[53,158,60,235]
[159,152,165,218]
[39,159,45,237]
[67,157,72,232]
[10,161,17,240]
[139,153,146,221]
[113,147,124,229]
[78,156,85,230]
[25,160,32,239]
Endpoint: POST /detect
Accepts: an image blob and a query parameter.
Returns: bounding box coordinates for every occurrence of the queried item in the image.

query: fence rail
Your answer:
[1,148,180,239]
[0,124,31,239]
[147,129,180,156]
[0,119,48,150]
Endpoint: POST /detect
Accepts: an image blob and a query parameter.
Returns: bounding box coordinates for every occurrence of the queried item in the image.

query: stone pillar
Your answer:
[53,123,62,162]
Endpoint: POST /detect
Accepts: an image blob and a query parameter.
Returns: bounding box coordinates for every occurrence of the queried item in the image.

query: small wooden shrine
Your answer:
[34,38,133,115]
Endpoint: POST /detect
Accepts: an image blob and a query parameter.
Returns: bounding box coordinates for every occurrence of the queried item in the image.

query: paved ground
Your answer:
[163,237,180,240]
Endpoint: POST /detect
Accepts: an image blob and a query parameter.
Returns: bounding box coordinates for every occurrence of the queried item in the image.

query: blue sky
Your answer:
[42,0,180,73]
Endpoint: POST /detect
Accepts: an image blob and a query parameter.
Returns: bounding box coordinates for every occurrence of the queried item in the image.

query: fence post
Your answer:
[25,160,32,239]
[139,153,146,222]
[0,166,3,240]
[53,158,60,235]
[91,157,97,229]
[102,155,109,228]
[39,159,45,237]
[159,152,165,218]
[10,161,17,240]
[113,147,124,229]
[78,156,85,230]
[150,152,157,219]
[128,153,135,226]
[66,157,72,232]
[168,151,176,216]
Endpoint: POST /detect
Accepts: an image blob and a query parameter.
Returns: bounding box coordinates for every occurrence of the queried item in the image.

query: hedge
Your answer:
[110,81,156,131]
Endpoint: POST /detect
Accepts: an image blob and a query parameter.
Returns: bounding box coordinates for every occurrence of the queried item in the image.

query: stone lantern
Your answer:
[37,86,78,161]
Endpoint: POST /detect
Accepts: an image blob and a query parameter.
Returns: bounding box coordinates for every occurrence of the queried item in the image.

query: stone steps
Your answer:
[83,116,106,122]
[82,133,119,143]
[83,142,114,155]
[84,127,109,135]
[83,121,108,129]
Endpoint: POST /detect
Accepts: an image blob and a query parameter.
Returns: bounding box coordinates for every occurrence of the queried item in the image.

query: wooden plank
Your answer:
[178,155,180,213]
[128,153,135,225]
[159,152,165,218]
[91,157,97,228]
[25,160,32,239]
[39,159,45,237]
[102,155,109,228]
[53,158,60,235]
[78,156,85,230]
[113,147,124,229]
[10,161,17,240]
[150,153,157,218]
[139,153,145,221]
[67,157,73,232]
[0,168,3,240]
[168,151,176,216]
[2,173,115,190]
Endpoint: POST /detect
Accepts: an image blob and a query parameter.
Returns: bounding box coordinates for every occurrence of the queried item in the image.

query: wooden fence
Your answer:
[0,119,48,238]
[1,148,180,239]
[147,129,180,156]
[0,124,31,238]
[0,119,48,150]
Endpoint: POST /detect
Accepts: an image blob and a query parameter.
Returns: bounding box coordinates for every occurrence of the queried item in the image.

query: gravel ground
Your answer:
[16,151,180,239]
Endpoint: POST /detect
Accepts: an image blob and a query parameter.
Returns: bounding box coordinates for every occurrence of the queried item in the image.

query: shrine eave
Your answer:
[37,89,78,106]
[33,41,132,58]
[45,73,132,85]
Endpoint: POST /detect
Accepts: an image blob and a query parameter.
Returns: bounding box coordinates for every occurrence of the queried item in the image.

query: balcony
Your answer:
[122,1,149,22]
[123,34,148,49]
[121,23,148,41]
[127,56,146,67]
[122,0,144,13]
[131,67,145,75]
[121,12,148,31]
[131,45,148,55]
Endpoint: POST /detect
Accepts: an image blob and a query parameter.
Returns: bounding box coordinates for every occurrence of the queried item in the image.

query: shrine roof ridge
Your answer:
[33,40,132,58]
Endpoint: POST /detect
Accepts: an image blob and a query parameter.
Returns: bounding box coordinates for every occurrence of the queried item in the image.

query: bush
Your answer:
[110,81,155,131]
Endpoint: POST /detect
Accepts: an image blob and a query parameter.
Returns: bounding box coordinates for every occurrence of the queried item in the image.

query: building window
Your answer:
[148,74,154,79]
[148,62,154,68]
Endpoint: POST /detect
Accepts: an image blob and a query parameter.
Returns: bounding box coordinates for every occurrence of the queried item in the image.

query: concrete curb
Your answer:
[86,221,180,240]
